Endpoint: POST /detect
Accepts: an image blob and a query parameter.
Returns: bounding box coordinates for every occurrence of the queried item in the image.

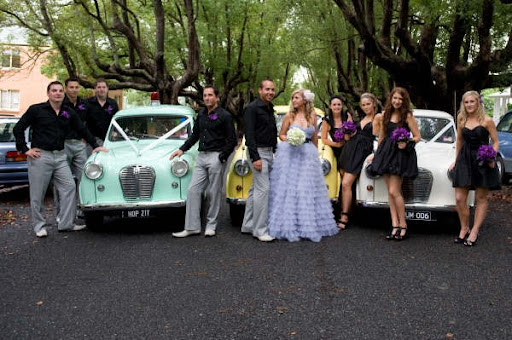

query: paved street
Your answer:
[1,187,511,340]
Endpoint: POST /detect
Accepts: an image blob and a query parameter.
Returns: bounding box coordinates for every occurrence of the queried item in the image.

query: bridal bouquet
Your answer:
[287,127,306,146]
[476,144,497,166]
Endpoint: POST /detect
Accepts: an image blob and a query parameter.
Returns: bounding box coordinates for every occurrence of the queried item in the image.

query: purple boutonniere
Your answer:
[105,105,114,115]
[333,128,344,142]
[78,103,86,111]
[476,144,497,166]
[61,110,70,119]
[208,112,218,121]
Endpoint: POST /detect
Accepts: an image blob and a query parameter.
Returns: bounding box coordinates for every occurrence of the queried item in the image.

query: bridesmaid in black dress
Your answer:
[450,91,500,246]
[321,95,353,170]
[368,87,421,240]
[337,93,379,229]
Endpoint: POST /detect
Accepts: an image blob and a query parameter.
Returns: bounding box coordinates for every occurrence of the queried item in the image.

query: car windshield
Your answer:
[0,121,16,142]
[416,116,454,143]
[108,115,190,141]
[497,113,512,133]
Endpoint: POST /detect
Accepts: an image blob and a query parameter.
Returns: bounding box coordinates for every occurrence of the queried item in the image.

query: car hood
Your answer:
[415,142,456,168]
[92,141,181,164]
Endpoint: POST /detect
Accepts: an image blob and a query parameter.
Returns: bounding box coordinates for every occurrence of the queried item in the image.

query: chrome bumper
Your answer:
[226,198,247,205]
[80,200,186,211]
[356,200,459,212]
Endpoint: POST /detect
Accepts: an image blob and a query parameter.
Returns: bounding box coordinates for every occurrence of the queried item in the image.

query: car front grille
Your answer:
[402,168,433,203]
[119,165,156,200]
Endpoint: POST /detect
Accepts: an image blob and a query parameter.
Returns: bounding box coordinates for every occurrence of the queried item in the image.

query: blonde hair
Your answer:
[360,92,379,115]
[289,88,315,125]
[458,90,486,127]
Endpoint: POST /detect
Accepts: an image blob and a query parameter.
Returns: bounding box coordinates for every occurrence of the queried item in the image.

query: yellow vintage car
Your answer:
[226,105,341,224]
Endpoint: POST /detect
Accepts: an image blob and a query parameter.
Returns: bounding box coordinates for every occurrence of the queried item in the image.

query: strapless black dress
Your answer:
[452,126,501,190]
[339,121,374,175]
[367,122,418,179]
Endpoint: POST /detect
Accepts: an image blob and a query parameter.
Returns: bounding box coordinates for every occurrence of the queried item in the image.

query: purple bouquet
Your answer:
[341,121,357,135]
[61,110,70,119]
[476,145,497,166]
[333,128,344,142]
[208,112,218,121]
[391,127,410,143]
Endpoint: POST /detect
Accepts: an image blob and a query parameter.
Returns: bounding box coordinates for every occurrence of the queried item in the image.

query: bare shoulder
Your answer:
[483,115,496,129]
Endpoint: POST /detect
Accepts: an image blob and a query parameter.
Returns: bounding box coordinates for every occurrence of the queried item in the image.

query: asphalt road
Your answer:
[0,187,511,340]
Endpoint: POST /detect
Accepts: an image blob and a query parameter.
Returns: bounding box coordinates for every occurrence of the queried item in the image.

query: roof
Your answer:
[413,109,453,120]
[114,105,196,118]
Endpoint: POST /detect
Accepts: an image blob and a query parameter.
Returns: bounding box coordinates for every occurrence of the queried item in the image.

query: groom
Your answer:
[241,79,277,242]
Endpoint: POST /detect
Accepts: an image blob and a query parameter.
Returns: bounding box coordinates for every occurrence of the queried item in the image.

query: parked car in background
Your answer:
[225,105,340,224]
[0,115,29,186]
[357,109,475,223]
[79,105,198,229]
[496,109,512,184]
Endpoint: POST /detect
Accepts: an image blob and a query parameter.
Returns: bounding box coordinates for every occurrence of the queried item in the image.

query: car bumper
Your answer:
[356,200,459,211]
[80,200,186,211]
[227,198,247,205]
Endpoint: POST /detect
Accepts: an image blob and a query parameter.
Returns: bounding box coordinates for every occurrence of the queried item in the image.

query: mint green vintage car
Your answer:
[79,105,197,229]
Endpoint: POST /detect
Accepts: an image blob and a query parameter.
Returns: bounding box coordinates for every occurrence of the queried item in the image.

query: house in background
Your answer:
[0,43,53,116]
[1,28,123,116]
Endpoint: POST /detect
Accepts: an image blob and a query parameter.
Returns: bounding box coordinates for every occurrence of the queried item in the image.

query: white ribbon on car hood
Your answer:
[112,117,193,157]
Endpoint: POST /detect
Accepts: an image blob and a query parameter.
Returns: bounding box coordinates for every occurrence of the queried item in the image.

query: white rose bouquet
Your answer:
[287,127,306,146]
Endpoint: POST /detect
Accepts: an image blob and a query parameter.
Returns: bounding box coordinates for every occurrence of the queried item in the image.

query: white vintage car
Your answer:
[356,109,474,222]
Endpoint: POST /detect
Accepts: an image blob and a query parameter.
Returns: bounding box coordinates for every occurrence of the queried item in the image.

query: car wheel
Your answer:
[229,204,245,227]
[497,156,507,184]
[84,212,104,231]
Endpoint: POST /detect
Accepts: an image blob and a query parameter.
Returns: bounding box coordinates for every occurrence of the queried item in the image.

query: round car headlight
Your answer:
[234,159,251,176]
[320,159,331,176]
[84,162,103,180]
[171,159,189,178]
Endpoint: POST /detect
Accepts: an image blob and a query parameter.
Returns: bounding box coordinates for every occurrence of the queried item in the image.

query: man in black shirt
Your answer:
[86,78,119,146]
[170,85,237,238]
[13,81,108,237]
[54,78,90,218]
[241,79,277,242]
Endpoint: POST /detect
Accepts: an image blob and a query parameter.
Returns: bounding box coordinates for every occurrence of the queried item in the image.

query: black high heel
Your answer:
[386,226,400,240]
[337,212,350,230]
[454,232,470,244]
[464,238,477,247]
[394,226,407,241]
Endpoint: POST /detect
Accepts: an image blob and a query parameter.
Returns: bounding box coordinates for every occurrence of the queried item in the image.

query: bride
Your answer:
[267,89,338,242]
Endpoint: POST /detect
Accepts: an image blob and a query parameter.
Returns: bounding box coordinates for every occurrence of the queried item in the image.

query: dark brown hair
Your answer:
[382,87,412,136]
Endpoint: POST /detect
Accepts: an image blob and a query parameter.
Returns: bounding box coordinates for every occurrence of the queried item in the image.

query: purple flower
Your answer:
[476,145,497,166]
[78,103,86,111]
[333,128,344,142]
[208,113,218,121]
[391,127,410,143]
[341,121,356,135]
[105,105,113,115]
[61,110,70,119]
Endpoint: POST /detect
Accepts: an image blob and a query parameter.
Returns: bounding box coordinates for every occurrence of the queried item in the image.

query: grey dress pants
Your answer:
[241,147,274,237]
[184,151,226,232]
[28,150,76,233]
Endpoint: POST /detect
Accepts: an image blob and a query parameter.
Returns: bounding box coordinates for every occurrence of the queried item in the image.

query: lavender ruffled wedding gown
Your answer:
[268,124,338,242]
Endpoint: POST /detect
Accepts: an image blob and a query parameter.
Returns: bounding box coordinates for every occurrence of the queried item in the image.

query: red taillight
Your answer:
[5,151,27,162]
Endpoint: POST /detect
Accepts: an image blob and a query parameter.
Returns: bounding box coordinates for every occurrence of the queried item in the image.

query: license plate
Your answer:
[121,209,151,218]
[405,210,432,221]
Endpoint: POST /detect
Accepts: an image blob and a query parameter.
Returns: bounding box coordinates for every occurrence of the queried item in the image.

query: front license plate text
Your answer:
[405,210,432,221]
